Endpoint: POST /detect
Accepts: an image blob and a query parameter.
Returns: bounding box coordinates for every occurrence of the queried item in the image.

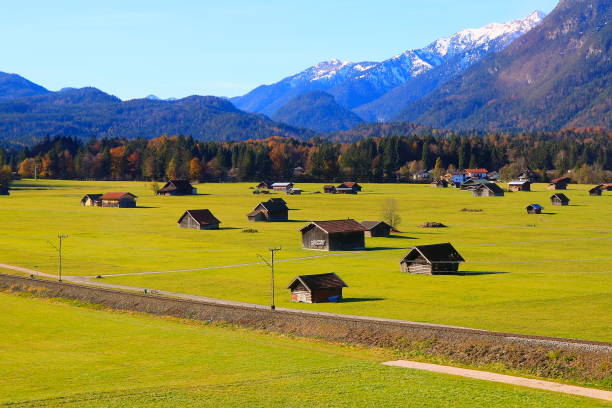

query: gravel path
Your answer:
[382,360,612,401]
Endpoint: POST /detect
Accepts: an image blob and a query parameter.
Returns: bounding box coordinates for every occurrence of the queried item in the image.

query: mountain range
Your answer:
[232,11,547,126]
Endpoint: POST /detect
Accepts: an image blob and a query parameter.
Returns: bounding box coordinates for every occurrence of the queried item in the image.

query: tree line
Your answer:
[1,128,610,184]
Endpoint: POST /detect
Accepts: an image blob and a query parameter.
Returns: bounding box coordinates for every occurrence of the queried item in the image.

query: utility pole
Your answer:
[47,234,68,281]
[257,247,281,310]
[34,162,38,180]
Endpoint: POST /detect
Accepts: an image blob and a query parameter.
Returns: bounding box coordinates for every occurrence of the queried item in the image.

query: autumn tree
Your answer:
[380,198,401,230]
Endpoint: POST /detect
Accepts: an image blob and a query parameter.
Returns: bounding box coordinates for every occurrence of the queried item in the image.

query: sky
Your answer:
[2,0,559,100]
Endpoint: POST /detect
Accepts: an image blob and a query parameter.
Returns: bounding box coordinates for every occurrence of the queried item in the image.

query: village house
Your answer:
[300,219,366,251]
[508,180,531,192]
[518,170,536,182]
[589,185,603,196]
[464,168,488,179]
[272,182,294,191]
[323,185,336,194]
[526,204,543,214]
[472,182,505,197]
[156,179,197,196]
[80,194,102,206]
[287,273,347,303]
[431,179,448,188]
[293,166,305,177]
[360,221,392,237]
[550,193,570,206]
[400,243,465,275]
[177,209,221,230]
[548,177,571,190]
[247,199,289,222]
[100,192,137,208]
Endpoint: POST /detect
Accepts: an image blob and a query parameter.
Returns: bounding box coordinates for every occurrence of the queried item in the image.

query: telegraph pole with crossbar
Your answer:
[257,247,281,310]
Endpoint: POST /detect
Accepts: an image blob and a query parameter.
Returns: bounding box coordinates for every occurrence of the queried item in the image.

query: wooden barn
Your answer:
[601,183,612,191]
[287,273,348,303]
[287,188,302,195]
[360,221,392,237]
[548,177,571,190]
[431,179,448,188]
[400,243,465,275]
[518,170,536,182]
[300,219,366,251]
[323,185,336,194]
[589,185,603,196]
[247,199,289,222]
[100,192,137,208]
[178,209,221,230]
[526,204,543,214]
[156,179,197,196]
[256,181,272,190]
[508,180,531,192]
[271,182,293,191]
[472,182,505,197]
[337,182,362,193]
[550,193,570,206]
[80,194,102,206]
[459,179,489,190]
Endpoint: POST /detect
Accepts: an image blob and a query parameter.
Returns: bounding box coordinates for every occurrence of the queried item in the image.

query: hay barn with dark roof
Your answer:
[472,182,505,197]
[300,219,366,251]
[157,179,197,196]
[550,193,570,206]
[400,243,465,275]
[80,194,102,206]
[360,221,392,237]
[247,199,289,222]
[548,177,571,190]
[287,273,347,303]
[178,209,221,230]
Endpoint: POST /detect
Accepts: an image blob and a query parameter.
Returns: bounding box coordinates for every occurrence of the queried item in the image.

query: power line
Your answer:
[257,247,281,310]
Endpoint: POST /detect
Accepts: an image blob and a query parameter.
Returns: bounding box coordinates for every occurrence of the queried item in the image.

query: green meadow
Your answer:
[0,291,607,407]
[1,179,611,341]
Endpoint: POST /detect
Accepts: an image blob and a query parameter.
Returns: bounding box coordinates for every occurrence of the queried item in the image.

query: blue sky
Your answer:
[2,0,558,100]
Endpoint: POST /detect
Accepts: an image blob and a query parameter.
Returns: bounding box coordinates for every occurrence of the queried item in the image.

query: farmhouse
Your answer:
[80,194,102,206]
[100,192,137,208]
[518,170,536,182]
[550,193,570,206]
[300,219,366,251]
[589,185,603,196]
[323,185,336,194]
[360,221,392,237]
[337,182,362,193]
[156,179,197,196]
[508,180,531,192]
[247,199,289,222]
[526,204,543,214]
[472,182,505,197]
[178,209,221,230]
[272,182,293,191]
[464,168,488,179]
[431,179,448,188]
[400,243,464,275]
[548,177,571,190]
[287,273,347,303]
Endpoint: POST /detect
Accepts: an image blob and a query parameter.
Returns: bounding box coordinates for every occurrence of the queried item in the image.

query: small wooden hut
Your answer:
[550,193,570,206]
[286,273,348,303]
[337,182,362,193]
[589,185,603,196]
[100,192,137,208]
[300,219,366,251]
[360,221,392,237]
[526,204,543,214]
[178,209,221,230]
[80,194,102,206]
[601,183,612,191]
[460,179,489,190]
[547,177,571,190]
[272,182,293,191]
[157,179,197,196]
[256,182,272,190]
[508,180,531,192]
[323,185,336,194]
[518,170,536,182]
[287,188,302,195]
[472,183,505,197]
[247,199,289,222]
[400,243,464,275]
[431,179,448,188]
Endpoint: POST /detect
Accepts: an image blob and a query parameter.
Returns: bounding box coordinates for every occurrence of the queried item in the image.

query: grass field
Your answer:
[1,179,611,341]
[0,291,607,407]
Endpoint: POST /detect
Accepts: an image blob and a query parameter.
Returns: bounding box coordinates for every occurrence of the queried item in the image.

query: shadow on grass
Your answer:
[457,271,509,276]
[363,246,407,251]
[220,227,243,230]
[341,297,386,303]
[136,206,160,209]
[540,212,557,215]
[385,235,417,240]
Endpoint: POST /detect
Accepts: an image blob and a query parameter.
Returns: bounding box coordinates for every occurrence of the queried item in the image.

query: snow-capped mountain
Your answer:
[232,11,546,119]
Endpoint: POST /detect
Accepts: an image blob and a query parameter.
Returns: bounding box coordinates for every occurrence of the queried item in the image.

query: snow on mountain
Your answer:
[232,11,545,116]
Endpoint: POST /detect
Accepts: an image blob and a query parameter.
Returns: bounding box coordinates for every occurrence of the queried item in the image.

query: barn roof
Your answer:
[526,204,543,210]
[272,182,292,187]
[100,192,137,200]
[474,182,505,194]
[338,181,360,188]
[464,168,488,173]
[158,179,194,193]
[248,199,289,216]
[402,243,465,264]
[178,209,221,226]
[550,193,570,202]
[508,180,530,185]
[300,219,366,234]
[286,273,348,291]
[81,194,102,200]
[360,221,392,231]
[550,177,571,183]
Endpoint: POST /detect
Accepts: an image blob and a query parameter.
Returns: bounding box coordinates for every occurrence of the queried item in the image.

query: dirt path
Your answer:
[382,360,612,401]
